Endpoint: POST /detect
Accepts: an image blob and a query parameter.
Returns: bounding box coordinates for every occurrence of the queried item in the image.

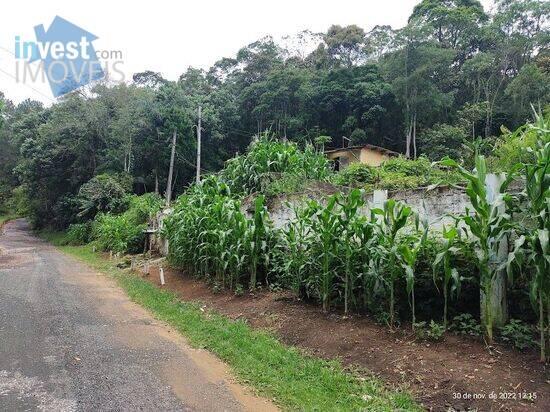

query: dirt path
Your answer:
[0,219,276,411]
[143,265,549,412]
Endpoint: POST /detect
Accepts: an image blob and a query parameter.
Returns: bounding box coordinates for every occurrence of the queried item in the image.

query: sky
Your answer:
[0,0,494,105]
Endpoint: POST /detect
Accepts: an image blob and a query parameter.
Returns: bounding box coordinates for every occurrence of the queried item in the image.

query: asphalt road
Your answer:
[0,219,274,412]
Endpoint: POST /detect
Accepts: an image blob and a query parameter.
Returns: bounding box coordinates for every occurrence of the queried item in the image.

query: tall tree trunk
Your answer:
[405,119,413,158]
[412,113,417,160]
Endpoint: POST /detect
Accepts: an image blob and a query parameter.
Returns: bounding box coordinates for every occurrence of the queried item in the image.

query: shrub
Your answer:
[413,320,445,342]
[92,193,163,254]
[450,314,482,337]
[371,157,462,191]
[77,173,132,220]
[66,222,93,245]
[332,163,376,187]
[94,213,145,253]
[331,157,462,191]
[499,320,536,350]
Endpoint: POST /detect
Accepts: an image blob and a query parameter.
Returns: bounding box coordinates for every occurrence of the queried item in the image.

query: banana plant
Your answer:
[432,224,463,330]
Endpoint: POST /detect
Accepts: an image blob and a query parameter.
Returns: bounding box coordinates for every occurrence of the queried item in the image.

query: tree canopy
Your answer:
[0,0,548,227]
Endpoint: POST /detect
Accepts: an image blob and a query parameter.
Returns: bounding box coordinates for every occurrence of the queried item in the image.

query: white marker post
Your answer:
[159,267,165,286]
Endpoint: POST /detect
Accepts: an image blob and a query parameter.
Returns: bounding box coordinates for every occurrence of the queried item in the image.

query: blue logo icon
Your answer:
[15,16,105,97]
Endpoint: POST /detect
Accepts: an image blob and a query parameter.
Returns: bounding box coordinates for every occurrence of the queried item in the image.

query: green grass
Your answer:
[50,240,420,411]
[0,213,18,227]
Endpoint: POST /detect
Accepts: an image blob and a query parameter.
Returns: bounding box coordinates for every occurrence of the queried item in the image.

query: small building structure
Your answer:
[324,144,399,170]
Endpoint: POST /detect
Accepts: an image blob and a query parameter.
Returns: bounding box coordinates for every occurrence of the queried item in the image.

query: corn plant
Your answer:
[220,135,331,195]
[246,195,271,290]
[313,195,341,312]
[507,112,549,361]
[164,175,273,291]
[432,225,462,330]
[372,199,413,327]
[399,214,428,329]
[337,189,364,314]
[441,155,516,343]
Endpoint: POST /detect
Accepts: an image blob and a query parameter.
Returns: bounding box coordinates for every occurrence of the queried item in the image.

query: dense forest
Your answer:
[0,0,548,228]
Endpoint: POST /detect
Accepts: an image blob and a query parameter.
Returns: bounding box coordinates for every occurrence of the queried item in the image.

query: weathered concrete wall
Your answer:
[246,185,468,230]
[151,177,524,254]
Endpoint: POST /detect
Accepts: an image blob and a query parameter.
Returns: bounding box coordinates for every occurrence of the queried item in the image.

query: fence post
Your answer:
[371,189,387,223]
[481,173,509,328]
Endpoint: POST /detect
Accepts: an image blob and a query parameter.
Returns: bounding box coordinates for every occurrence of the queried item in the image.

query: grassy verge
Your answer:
[0,213,17,228]
[47,234,419,411]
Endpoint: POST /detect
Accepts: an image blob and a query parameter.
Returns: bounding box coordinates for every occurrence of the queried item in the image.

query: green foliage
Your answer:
[499,319,536,350]
[489,122,541,172]
[506,111,550,361]
[220,136,331,196]
[450,314,482,336]
[440,154,517,343]
[418,123,468,161]
[77,173,132,220]
[93,213,145,254]
[373,157,462,191]
[332,163,376,187]
[66,222,93,245]
[413,320,445,342]
[432,225,463,329]
[164,175,274,290]
[271,191,421,321]
[332,157,462,190]
[92,193,163,254]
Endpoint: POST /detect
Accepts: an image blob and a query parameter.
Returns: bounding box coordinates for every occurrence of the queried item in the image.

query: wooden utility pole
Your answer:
[165,129,177,206]
[196,106,202,184]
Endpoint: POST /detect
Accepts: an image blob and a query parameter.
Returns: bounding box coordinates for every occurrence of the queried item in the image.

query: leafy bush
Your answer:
[77,173,132,220]
[332,163,376,187]
[499,320,536,350]
[92,193,163,254]
[66,222,93,245]
[93,213,145,253]
[332,157,462,190]
[220,136,331,195]
[372,157,462,190]
[418,123,467,161]
[488,127,538,172]
[450,314,482,337]
[413,320,445,342]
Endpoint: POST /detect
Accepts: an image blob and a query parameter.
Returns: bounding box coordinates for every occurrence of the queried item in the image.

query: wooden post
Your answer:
[159,267,165,286]
[165,129,177,206]
[196,106,202,184]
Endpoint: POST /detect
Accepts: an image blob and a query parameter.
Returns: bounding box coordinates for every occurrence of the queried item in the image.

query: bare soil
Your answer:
[141,265,549,411]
